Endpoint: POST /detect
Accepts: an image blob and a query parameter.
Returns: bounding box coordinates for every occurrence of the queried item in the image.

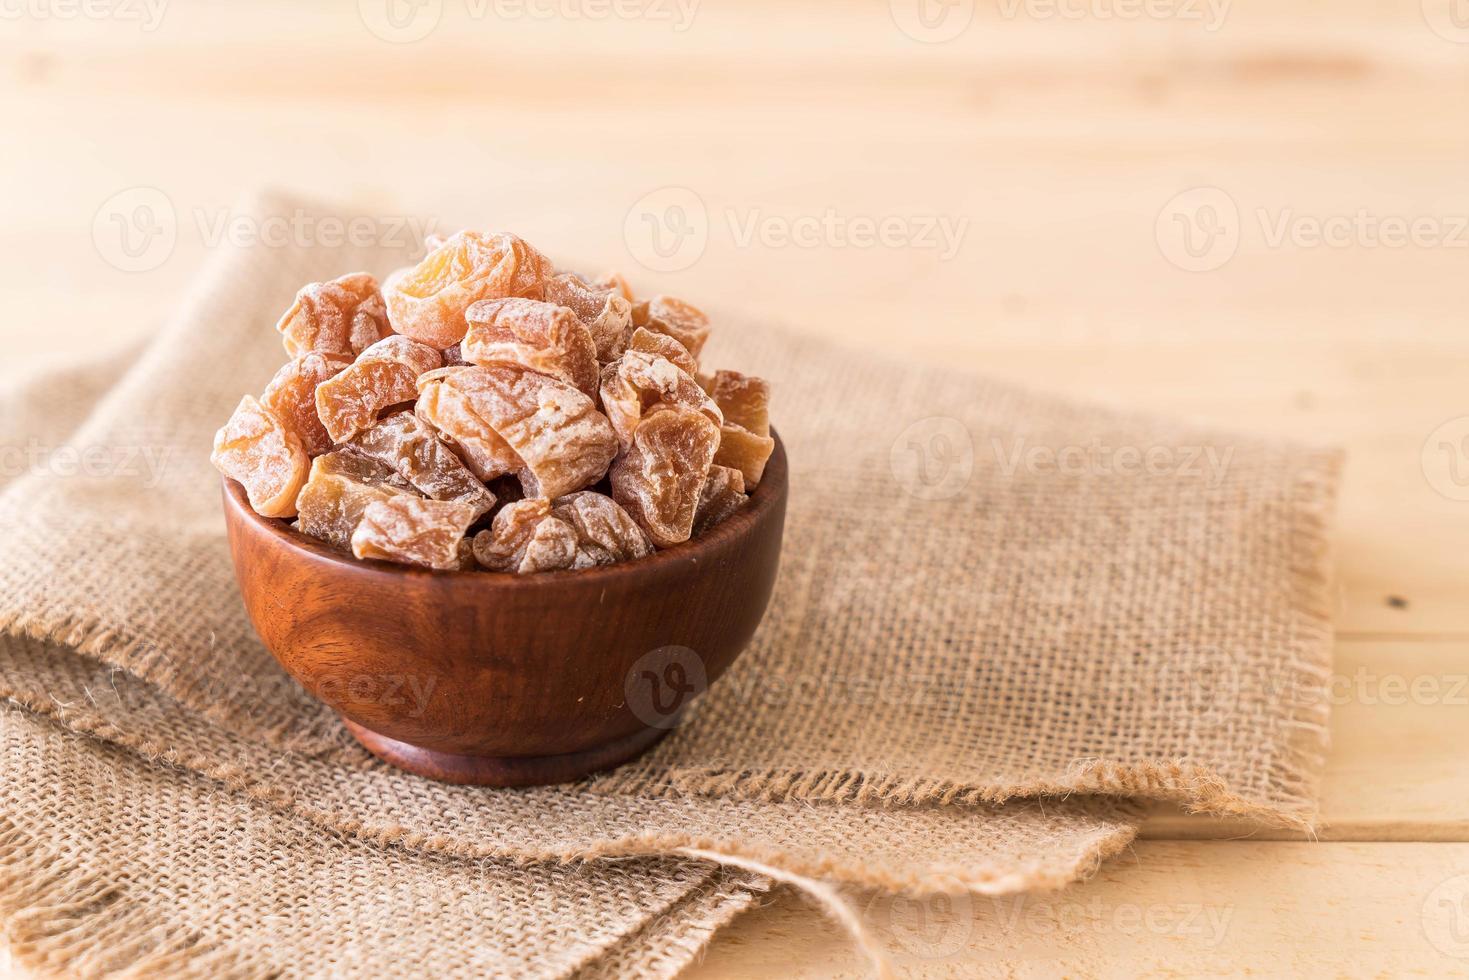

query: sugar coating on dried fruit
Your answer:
[211,395,309,518]
[626,326,697,377]
[596,271,636,304]
[631,295,710,360]
[413,368,524,483]
[260,352,351,457]
[693,464,748,536]
[315,335,443,444]
[472,492,651,573]
[384,231,554,348]
[472,499,575,574]
[610,407,721,548]
[346,411,495,518]
[552,491,654,566]
[599,350,722,450]
[462,297,599,397]
[543,273,632,362]
[295,451,415,550]
[277,273,390,360]
[351,495,479,571]
[416,365,617,499]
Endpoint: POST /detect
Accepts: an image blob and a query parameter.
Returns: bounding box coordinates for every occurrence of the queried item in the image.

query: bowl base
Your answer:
[343,719,672,787]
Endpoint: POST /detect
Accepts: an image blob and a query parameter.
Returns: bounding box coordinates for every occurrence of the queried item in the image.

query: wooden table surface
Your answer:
[3,1,1467,975]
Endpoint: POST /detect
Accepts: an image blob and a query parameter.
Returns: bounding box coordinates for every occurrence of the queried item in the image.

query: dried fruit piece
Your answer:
[346,411,495,517]
[692,464,748,536]
[472,492,651,573]
[276,273,390,359]
[610,407,720,548]
[315,336,443,444]
[416,365,617,499]
[211,395,309,518]
[596,271,636,304]
[441,343,467,367]
[543,273,632,362]
[599,350,722,450]
[627,326,697,377]
[702,369,775,487]
[413,369,523,483]
[472,499,575,573]
[383,231,555,347]
[462,297,599,397]
[701,369,770,436]
[351,496,478,571]
[260,352,351,457]
[552,491,654,565]
[713,425,776,490]
[295,451,415,550]
[631,295,710,360]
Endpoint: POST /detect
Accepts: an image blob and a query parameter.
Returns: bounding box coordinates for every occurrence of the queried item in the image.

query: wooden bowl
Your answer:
[222,434,787,787]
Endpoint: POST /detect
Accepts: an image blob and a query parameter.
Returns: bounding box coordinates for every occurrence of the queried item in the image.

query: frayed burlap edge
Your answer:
[2,448,1339,833]
[0,816,256,980]
[0,684,1140,898]
[574,868,770,980]
[0,611,347,760]
[596,448,1342,834]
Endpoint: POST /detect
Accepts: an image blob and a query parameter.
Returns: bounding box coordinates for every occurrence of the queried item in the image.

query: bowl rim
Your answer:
[224,429,787,588]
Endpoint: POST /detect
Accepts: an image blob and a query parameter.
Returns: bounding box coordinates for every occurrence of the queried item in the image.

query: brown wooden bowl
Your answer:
[222,434,787,787]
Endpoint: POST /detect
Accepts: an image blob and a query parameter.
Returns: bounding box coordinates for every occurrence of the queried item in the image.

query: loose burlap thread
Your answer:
[0,194,1339,976]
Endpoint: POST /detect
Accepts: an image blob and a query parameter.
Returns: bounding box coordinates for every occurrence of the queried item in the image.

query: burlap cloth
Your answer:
[0,194,1340,977]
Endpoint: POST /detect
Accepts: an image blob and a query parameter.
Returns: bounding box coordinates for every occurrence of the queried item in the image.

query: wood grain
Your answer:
[2,0,1466,973]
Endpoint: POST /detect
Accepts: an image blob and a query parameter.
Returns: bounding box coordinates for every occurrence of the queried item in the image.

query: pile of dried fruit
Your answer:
[211,230,773,573]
